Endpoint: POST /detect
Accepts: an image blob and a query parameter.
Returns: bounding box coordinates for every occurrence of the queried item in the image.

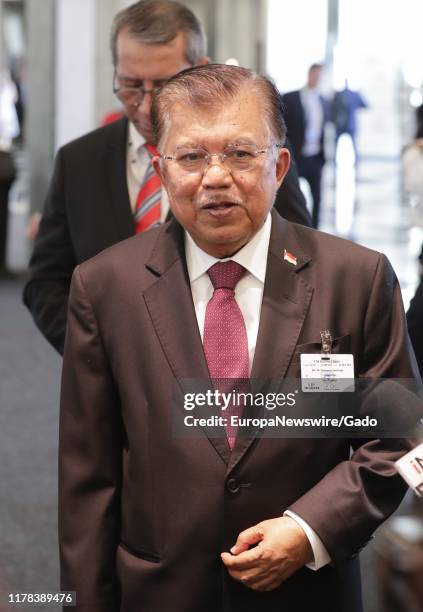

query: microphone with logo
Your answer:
[395,442,423,497]
[395,419,423,498]
[374,420,423,611]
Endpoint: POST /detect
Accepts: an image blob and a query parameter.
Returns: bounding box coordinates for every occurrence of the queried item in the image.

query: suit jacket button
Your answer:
[226,478,240,494]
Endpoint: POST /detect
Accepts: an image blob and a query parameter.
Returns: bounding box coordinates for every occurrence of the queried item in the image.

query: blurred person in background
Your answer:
[331,80,367,157]
[10,57,26,137]
[417,103,423,134]
[23,0,311,356]
[282,64,330,229]
[405,112,423,376]
[0,68,19,277]
[402,117,423,219]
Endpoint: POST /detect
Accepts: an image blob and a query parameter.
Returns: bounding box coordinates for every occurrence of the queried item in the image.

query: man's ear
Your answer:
[275,147,290,187]
[152,156,165,184]
[197,56,211,66]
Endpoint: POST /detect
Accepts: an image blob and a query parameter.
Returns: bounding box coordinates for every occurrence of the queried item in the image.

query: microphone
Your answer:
[395,419,423,497]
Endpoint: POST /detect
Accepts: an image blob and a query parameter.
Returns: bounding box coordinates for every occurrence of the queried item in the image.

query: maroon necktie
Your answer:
[203,261,249,448]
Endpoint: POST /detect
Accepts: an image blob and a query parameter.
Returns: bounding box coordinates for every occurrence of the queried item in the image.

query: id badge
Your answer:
[300,354,355,392]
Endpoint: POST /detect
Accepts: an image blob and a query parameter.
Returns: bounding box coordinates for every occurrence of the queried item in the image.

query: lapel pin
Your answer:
[283,249,297,266]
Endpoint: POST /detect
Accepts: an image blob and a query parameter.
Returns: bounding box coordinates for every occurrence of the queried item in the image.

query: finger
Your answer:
[246,562,298,592]
[226,567,263,586]
[230,524,264,555]
[226,565,280,592]
[221,546,262,570]
[241,570,284,592]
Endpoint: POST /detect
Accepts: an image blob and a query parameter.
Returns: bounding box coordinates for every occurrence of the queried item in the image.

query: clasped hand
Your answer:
[221,516,313,592]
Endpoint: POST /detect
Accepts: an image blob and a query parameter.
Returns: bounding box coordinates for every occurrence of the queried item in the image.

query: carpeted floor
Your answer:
[0,277,61,611]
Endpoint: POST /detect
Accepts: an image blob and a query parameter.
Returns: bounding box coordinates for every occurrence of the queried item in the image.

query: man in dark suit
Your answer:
[282,64,328,228]
[23,0,310,355]
[60,64,419,612]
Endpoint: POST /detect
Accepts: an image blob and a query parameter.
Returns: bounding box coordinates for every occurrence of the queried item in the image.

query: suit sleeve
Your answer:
[22,148,74,355]
[273,139,311,227]
[288,253,421,564]
[59,266,122,610]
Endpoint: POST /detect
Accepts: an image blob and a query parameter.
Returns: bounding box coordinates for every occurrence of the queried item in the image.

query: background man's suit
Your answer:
[23,117,311,354]
[282,90,328,228]
[60,210,416,612]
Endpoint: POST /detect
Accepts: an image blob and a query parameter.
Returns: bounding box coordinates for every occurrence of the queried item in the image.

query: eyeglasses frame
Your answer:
[159,143,284,175]
[112,70,167,107]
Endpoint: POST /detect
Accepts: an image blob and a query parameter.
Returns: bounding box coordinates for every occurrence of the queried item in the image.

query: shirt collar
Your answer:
[128,121,146,154]
[185,214,272,285]
[301,86,319,99]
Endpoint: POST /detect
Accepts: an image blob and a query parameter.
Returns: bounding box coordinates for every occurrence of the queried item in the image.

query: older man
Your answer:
[60,65,417,612]
[23,0,310,355]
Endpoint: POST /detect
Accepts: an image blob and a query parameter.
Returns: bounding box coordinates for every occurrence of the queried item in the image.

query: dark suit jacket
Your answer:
[407,278,423,376]
[23,117,311,354]
[60,210,418,612]
[281,90,328,163]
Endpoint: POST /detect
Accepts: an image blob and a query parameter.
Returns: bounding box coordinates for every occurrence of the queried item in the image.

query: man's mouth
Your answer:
[201,201,240,216]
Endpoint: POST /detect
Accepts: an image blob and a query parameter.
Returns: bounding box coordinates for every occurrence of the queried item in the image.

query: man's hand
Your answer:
[221,516,313,592]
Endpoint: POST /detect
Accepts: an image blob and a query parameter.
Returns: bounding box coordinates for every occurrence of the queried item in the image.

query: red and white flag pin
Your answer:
[283,249,297,266]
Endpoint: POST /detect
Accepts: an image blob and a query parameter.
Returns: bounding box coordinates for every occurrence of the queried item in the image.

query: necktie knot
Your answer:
[207,261,246,291]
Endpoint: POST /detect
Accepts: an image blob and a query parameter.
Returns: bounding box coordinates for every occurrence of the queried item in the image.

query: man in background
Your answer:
[331,80,367,155]
[23,0,310,355]
[282,63,329,228]
[0,68,19,276]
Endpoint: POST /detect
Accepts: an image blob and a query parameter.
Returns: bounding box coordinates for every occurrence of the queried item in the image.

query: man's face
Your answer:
[154,90,290,258]
[307,67,322,89]
[115,29,194,142]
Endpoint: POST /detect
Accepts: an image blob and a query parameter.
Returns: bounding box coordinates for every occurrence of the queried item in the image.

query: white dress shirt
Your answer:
[300,87,324,157]
[185,215,330,570]
[126,122,169,222]
[185,214,271,368]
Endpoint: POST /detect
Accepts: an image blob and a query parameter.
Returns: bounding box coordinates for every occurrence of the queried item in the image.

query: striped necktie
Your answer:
[134,143,161,233]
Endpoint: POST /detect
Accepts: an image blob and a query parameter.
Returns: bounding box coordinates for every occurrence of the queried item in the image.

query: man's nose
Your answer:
[136,90,153,117]
[201,161,232,188]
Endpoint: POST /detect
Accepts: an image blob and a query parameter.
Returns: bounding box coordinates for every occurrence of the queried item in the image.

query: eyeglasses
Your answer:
[113,72,168,107]
[160,144,282,175]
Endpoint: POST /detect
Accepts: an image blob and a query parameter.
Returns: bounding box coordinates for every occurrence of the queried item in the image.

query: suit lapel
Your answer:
[143,221,208,380]
[143,214,314,470]
[104,117,135,240]
[251,213,313,379]
[228,211,313,473]
[143,221,231,464]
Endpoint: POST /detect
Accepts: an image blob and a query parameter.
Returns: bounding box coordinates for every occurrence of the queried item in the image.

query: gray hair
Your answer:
[151,64,287,146]
[110,0,206,66]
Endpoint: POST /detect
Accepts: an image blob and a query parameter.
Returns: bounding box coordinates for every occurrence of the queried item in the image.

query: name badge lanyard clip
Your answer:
[320,330,332,361]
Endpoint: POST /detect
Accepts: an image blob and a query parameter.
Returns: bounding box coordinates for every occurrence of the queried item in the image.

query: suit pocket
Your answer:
[117,542,164,612]
[119,541,161,563]
[294,333,352,359]
[288,334,352,376]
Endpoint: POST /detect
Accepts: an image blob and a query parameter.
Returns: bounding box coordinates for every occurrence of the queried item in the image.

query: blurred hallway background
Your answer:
[1,1,423,610]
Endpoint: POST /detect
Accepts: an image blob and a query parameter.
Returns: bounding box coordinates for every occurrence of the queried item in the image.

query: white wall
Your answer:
[54,0,96,149]
[266,0,328,93]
